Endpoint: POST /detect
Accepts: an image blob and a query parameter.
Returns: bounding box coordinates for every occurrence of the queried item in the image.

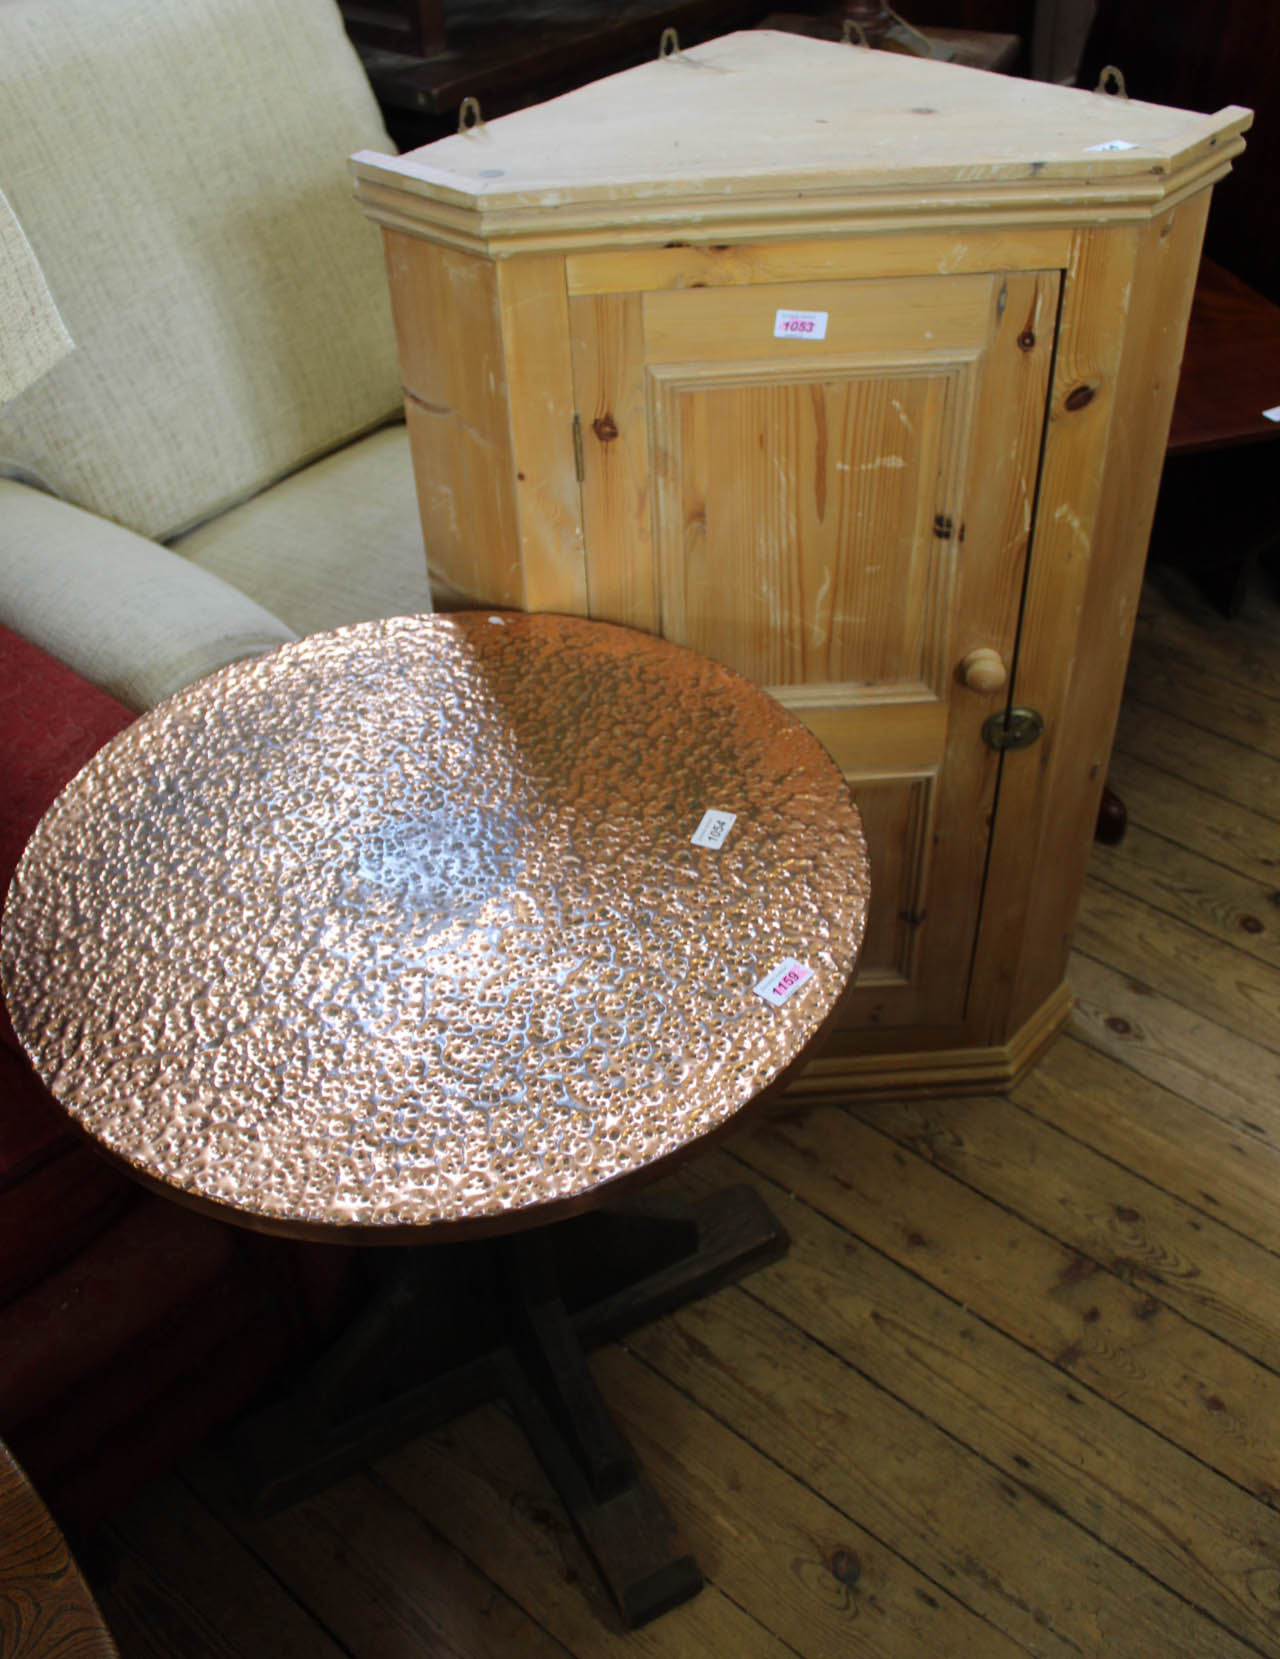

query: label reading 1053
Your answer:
[774,309,829,341]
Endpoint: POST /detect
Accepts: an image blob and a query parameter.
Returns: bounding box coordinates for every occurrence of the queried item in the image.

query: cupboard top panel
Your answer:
[353,30,1249,244]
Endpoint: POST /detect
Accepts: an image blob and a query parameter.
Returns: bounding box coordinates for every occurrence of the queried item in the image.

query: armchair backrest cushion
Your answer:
[0,0,404,542]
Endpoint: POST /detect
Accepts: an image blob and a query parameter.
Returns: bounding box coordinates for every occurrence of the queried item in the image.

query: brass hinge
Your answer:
[572,413,584,482]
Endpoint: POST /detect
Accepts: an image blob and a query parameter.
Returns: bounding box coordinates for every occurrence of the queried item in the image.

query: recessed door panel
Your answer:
[571,267,1058,1030]
[651,363,966,690]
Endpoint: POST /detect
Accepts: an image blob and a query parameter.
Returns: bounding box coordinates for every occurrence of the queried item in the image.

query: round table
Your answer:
[2,610,868,1624]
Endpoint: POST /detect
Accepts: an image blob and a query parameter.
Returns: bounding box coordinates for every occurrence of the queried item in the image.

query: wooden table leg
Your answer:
[505,1230,702,1625]
[193,1185,787,1626]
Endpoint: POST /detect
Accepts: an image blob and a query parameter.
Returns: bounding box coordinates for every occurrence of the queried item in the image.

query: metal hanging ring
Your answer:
[659,27,681,59]
[842,18,869,45]
[1095,65,1128,98]
[458,96,484,134]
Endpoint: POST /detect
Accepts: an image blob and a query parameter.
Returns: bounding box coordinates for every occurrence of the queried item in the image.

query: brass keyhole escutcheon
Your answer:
[982,707,1045,753]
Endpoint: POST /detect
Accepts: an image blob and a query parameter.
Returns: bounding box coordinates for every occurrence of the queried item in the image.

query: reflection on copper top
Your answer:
[2,613,867,1237]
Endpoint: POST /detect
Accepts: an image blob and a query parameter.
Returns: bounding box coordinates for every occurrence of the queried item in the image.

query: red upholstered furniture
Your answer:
[0,625,357,1531]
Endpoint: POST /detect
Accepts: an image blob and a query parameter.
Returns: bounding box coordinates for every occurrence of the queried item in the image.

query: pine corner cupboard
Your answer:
[351,31,1250,1099]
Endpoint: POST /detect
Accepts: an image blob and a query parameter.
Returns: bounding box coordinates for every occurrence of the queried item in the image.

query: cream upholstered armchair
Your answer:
[0,0,433,712]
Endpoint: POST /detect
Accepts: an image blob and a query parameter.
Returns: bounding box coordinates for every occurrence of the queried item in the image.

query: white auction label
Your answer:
[1085,139,1138,152]
[691,808,737,850]
[754,958,814,1007]
[774,309,828,341]
[1264,405,1280,423]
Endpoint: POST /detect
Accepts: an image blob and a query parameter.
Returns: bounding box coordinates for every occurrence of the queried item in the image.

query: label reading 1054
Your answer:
[774,309,829,341]
[691,809,737,850]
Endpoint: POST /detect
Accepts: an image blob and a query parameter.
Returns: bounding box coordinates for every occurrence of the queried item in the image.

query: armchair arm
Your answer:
[0,481,295,711]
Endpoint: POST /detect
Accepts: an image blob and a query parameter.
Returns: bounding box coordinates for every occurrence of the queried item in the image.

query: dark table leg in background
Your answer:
[197,1184,787,1627]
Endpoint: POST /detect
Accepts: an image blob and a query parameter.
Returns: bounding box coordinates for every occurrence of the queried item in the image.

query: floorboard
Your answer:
[1101,751,1279,881]
[83,566,1280,1657]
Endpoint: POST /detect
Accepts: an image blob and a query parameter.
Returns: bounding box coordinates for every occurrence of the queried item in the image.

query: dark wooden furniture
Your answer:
[340,0,446,58]
[1079,0,1280,306]
[339,0,771,147]
[1155,259,1280,614]
[1080,0,1280,618]
[1167,260,1280,455]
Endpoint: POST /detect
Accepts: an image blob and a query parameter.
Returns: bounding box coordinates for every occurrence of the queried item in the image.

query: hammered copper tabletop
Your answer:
[1,613,868,1239]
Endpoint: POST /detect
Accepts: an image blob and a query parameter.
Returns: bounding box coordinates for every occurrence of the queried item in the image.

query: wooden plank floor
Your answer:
[85,564,1280,1657]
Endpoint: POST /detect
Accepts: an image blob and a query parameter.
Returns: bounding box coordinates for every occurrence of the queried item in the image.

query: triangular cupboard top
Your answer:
[351,30,1251,252]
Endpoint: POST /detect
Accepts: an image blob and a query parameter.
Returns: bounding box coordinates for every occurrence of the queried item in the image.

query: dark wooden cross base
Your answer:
[196,1184,787,1628]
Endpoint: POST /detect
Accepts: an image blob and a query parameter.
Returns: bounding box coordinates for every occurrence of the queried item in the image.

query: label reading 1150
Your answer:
[774,309,829,341]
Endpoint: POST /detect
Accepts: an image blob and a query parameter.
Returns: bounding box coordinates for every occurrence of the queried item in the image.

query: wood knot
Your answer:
[1065,383,1098,411]
[828,1548,862,1588]
[592,413,619,443]
[1017,329,1036,350]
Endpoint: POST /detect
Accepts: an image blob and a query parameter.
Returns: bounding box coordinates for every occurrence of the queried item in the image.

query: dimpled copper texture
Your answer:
[1,613,868,1237]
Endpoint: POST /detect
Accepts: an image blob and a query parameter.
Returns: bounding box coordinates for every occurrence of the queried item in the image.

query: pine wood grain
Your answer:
[1064,956,1280,1141]
[352,31,1249,251]
[381,1354,1031,1659]
[593,1347,1033,1659]
[666,1150,1280,1654]
[862,1092,1280,1371]
[630,1285,1262,1659]
[380,228,524,606]
[1112,698,1280,819]
[1028,1019,1280,1208]
[985,200,1211,1037]
[1102,750,1280,884]
[1132,571,1280,700]
[375,1404,798,1658]
[497,254,589,614]
[729,1106,1280,1506]
[1088,826,1280,970]
[565,228,1075,297]
[1124,652,1280,758]
[1073,881,1280,1054]
[569,290,655,631]
[0,1440,116,1659]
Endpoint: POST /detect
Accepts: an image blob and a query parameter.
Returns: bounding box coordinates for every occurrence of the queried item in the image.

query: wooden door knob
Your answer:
[960,648,1008,694]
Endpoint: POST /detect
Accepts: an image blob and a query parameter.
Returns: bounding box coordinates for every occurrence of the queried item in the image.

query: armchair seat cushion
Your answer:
[172,422,433,637]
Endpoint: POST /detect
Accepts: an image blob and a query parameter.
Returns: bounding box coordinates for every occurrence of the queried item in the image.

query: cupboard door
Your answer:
[570,269,1058,1031]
